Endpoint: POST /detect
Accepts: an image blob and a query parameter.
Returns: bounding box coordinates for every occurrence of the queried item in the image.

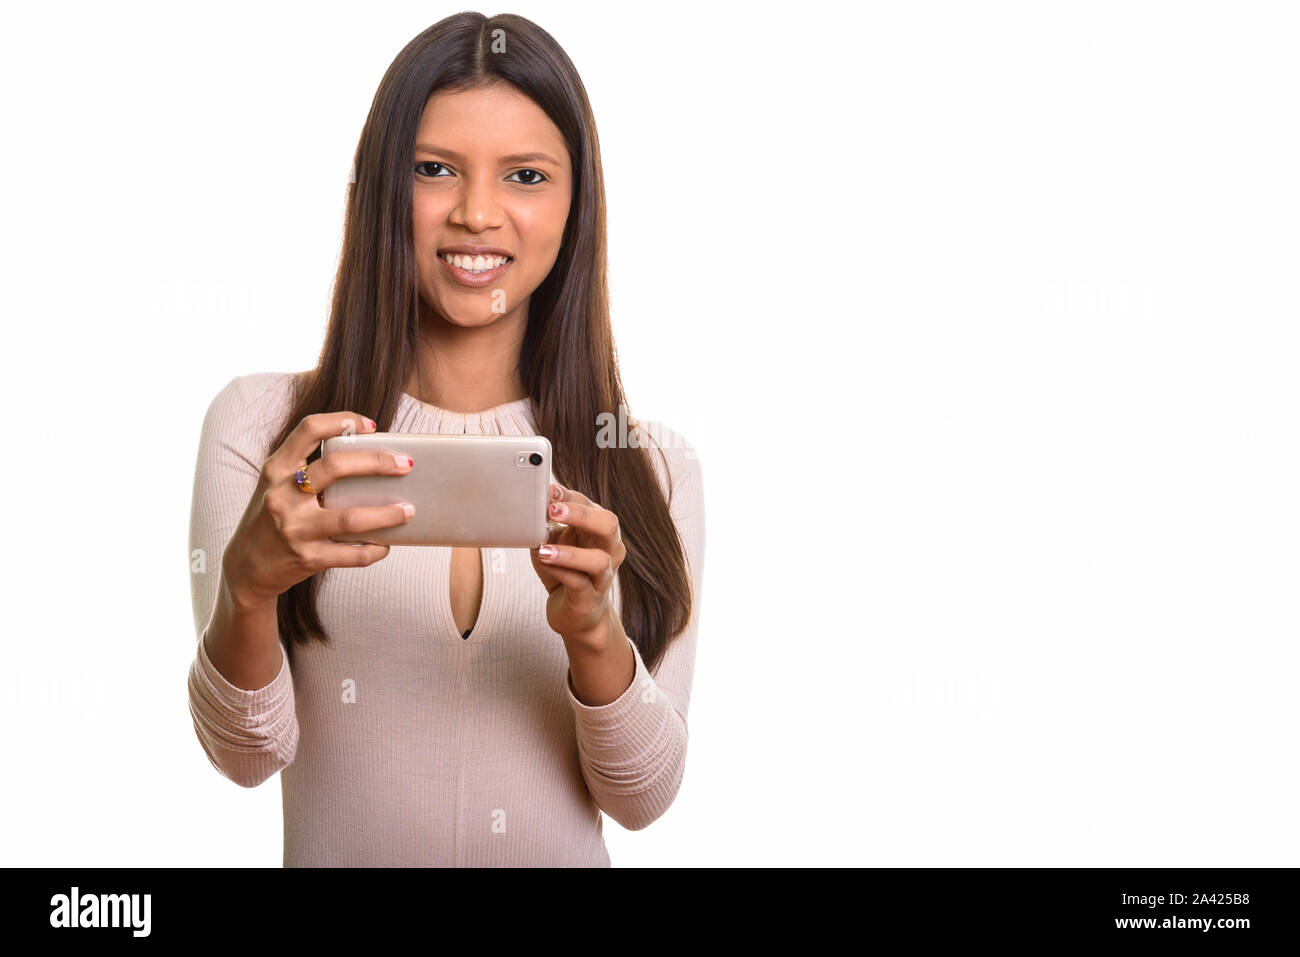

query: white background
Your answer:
[1,0,1296,866]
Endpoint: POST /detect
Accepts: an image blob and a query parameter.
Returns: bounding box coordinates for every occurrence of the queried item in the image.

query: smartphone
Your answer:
[318,432,553,547]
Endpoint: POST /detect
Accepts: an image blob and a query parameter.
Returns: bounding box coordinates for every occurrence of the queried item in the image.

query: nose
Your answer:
[448,174,505,230]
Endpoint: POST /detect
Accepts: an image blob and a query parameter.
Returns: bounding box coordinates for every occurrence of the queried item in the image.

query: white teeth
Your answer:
[441,253,510,273]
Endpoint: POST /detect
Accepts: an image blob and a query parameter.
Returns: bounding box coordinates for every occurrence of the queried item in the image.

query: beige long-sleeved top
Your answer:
[186,372,705,866]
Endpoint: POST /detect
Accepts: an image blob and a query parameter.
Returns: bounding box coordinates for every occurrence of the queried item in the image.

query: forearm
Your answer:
[203,567,284,692]
[563,608,687,830]
[564,607,636,707]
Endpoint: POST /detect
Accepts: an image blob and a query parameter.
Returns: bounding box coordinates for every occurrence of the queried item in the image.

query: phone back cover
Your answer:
[318,432,552,547]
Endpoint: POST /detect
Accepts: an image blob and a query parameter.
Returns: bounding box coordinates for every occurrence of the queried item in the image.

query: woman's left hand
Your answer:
[529,482,625,654]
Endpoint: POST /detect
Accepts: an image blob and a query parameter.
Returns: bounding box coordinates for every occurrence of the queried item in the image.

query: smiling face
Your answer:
[411,83,572,328]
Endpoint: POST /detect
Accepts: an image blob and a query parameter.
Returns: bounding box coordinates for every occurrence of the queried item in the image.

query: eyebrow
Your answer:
[415,144,563,167]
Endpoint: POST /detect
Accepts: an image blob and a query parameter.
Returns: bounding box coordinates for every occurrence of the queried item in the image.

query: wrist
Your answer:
[561,606,614,655]
[220,566,277,616]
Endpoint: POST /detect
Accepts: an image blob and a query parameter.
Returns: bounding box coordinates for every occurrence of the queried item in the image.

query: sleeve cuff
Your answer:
[565,637,675,765]
[195,629,293,716]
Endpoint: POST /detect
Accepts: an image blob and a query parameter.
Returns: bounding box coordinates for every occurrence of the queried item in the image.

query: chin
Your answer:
[441,306,503,326]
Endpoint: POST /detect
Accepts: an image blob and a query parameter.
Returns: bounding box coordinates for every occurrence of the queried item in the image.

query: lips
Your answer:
[438,253,512,288]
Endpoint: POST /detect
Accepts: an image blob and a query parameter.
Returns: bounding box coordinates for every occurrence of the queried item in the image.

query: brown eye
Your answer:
[416,162,451,177]
[508,169,546,185]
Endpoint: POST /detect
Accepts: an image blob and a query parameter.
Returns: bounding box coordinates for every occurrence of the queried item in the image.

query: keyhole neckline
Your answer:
[438,546,498,646]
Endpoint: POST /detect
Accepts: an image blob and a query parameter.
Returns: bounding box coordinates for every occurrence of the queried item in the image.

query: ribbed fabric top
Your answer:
[391,390,541,436]
[187,372,705,867]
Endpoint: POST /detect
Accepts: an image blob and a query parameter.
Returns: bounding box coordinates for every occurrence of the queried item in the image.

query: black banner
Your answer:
[7,866,1293,943]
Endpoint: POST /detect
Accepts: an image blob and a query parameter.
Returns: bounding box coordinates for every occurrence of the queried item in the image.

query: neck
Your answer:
[406,301,530,412]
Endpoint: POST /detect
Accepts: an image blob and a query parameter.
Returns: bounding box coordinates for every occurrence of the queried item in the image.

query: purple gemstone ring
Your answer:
[294,464,318,495]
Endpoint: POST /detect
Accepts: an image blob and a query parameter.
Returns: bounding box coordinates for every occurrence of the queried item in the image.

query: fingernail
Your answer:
[551,484,563,500]
[550,502,566,518]
[539,545,556,559]
[365,418,376,430]
[400,503,414,519]
[393,453,413,468]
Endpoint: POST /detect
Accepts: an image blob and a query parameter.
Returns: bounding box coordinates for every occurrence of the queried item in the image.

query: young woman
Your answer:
[186,12,704,867]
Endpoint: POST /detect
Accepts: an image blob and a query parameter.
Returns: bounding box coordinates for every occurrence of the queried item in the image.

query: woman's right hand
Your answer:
[220,411,415,608]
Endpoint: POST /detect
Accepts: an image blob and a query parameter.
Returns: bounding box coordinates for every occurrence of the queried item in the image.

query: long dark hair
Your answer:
[267,12,693,673]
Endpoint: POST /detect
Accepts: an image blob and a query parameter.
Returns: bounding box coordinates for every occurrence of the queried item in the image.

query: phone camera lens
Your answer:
[528,452,542,466]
